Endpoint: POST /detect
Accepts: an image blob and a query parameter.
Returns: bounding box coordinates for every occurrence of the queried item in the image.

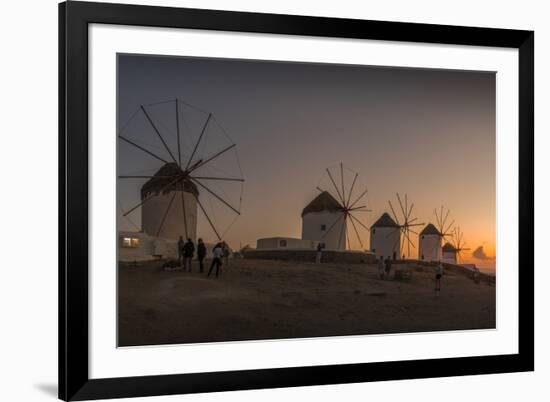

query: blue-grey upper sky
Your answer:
[118,54,495,268]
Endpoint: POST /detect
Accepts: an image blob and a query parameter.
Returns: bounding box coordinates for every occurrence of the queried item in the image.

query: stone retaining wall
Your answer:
[242,249,376,264]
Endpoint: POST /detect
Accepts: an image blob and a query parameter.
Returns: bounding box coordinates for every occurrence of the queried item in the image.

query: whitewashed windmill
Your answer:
[370,212,401,260]
[302,163,370,250]
[418,206,454,262]
[118,98,244,242]
[389,193,424,259]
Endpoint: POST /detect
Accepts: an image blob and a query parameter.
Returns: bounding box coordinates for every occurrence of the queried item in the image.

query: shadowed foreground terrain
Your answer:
[118,259,495,346]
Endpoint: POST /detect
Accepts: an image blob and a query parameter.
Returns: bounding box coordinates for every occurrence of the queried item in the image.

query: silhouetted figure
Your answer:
[177,236,185,268]
[316,243,323,264]
[378,257,385,279]
[208,243,223,278]
[384,256,392,279]
[222,241,230,266]
[183,238,195,272]
[197,238,207,273]
[435,261,443,291]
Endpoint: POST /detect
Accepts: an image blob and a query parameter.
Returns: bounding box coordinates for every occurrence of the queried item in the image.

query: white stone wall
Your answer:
[141,190,198,241]
[418,234,442,261]
[370,226,401,260]
[257,237,318,250]
[301,211,346,250]
[442,250,457,264]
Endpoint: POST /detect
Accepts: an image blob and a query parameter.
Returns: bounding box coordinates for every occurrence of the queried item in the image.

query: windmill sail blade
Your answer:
[340,163,346,208]
[156,192,177,237]
[175,99,182,167]
[320,214,343,240]
[387,200,400,225]
[190,176,244,182]
[346,173,358,208]
[119,135,170,165]
[396,193,407,222]
[349,188,368,209]
[122,176,183,217]
[191,178,240,215]
[349,214,370,231]
[185,112,212,170]
[179,190,189,238]
[193,193,221,240]
[349,215,364,249]
[188,143,236,174]
[140,105,178,164]
[326,168,346,206]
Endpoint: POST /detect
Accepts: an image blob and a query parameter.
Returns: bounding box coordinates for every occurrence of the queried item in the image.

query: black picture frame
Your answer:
[59,1,534,400]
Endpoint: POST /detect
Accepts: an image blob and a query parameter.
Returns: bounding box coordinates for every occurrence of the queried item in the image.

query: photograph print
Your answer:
[117,54,496,347]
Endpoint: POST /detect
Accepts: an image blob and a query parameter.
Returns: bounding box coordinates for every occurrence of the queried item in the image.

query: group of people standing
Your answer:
[177,236,229,278]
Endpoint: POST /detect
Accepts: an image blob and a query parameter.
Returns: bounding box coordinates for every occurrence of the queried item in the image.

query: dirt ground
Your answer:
[118,258,496,346]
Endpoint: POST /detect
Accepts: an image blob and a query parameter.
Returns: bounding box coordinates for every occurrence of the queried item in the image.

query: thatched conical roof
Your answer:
[301,191,343,217]
[420,223,441,236]
[371,212,399,228]
[141,163,199,199]
[442,242,457,252]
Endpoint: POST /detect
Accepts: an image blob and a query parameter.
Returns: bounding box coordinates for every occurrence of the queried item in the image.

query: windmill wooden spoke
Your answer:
[156,192,177,237]
[346,173,358,208]
[337,215,346,249]
[119,135,171,165]
[179,190,189,237]
[407,203,415,221]
[122,175,183,217]
[442,209,450,229]
[191,178,240,215]
[349,214,370,231]
[187,143,236,174]
[387,200,400,225]
[140,105,178,165]
[190,176,244,182]
[348,215,364,249]
[119,175,179,179]
[193,193,221,240]
[321,214,343,239]
[349,188,368,209]
[396,193,407,223]
[408,228,419,235]
[175,99,182,167]
[346,223,351,250]
[340,163,346,208]
[185,113,212,170]
[326,168,346,206]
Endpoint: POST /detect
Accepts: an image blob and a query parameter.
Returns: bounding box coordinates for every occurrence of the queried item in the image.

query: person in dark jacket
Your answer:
[183,238,195,272]
[177,236,185,268]
[197,238,207,273]
[384,256,392,279]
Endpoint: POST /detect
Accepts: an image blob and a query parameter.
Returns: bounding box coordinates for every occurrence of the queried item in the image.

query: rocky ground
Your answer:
[118,258,496,346]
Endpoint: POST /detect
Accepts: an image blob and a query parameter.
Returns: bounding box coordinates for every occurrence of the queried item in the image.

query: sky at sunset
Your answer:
[117,54,496,272]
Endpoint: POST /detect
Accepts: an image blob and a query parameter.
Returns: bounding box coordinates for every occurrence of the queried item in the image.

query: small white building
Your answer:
[301,191,346,250]
[118,230,178,261]
[257,237,318,250]
[418,223,442,262]
[442,242,458,264]
[370,212,401,260]
[141,163,198,241]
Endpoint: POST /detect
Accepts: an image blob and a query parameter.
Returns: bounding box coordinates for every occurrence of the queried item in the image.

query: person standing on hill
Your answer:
[435,261,444,291]
[384,256,392,279]
[177,236,185,268]
[378,257,385,280]
[316,243,323,264]
[183,238,195,272]
[197,238,207,273]
[208,243,223,278]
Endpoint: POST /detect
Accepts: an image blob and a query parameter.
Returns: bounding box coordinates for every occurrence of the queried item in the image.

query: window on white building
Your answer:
[121,237,140,248]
